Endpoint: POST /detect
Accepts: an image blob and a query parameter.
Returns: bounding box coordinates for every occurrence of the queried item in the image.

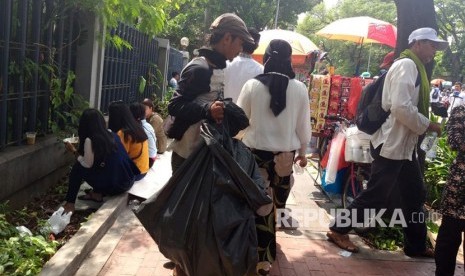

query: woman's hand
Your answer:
[63,202,75,215]
[64,141,76,153]
[65,142,79,158]
[294,155,307,167]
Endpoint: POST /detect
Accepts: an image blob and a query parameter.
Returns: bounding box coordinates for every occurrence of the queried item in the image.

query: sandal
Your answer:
[326,231,359,253]
[256,261,271,275]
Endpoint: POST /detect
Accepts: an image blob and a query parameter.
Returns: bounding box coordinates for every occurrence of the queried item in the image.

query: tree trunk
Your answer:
[393,0,438,172]
[394,0,437,78]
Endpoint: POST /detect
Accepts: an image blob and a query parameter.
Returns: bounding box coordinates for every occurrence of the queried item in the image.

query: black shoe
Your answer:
[405,248,434,258]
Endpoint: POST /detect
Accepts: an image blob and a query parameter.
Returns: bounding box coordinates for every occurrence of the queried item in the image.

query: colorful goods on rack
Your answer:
[309,75,365,134]
[309,75,331,132]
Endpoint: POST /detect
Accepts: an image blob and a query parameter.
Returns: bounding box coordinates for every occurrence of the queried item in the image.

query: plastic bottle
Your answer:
[128,199,141,211]
[425,137,439,161]
[420,132,438,152]
[421,132,439,161]
[293,163,304,175]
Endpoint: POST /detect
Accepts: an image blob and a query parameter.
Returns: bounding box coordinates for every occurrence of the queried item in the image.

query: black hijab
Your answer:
[255,39,295,116]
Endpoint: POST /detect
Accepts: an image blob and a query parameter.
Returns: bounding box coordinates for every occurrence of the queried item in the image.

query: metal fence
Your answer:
[0,2,177,150]
[168,48,184,82]
[100,24,159,113]
[0,0,76,150]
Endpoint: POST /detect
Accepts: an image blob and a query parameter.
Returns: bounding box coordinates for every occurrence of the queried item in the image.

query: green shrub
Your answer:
[152,87,175,119]
[361,218,404,251]
[424,135,456,208]
[0,203,59,275]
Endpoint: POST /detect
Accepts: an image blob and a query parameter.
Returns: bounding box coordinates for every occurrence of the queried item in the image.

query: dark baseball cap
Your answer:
[210,13,254,44]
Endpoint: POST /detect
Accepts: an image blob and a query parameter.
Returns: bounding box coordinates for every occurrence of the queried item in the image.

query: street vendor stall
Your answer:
[309,74,366,133]
[308,73,369,194]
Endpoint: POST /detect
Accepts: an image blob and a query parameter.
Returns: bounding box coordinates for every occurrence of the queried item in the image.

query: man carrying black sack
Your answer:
[167,13,254,172]
[327,27,446,257]
[164,13,273,276]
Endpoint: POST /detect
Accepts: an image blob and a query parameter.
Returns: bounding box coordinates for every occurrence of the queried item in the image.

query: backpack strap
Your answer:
[415,72,421,87]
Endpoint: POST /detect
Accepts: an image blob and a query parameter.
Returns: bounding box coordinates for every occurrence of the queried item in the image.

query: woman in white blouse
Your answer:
[63,109,140,214]
[237,39,311,275]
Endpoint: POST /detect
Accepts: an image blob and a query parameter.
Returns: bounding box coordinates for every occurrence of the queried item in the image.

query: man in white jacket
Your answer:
[224,28,263,103]
[327,27,446,257]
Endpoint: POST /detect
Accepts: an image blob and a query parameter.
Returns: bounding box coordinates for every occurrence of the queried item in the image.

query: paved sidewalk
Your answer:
[75,151,464,276]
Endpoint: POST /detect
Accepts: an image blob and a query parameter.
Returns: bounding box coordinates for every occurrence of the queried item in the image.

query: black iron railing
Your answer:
[0,0,76,150]
[100,24,160,113]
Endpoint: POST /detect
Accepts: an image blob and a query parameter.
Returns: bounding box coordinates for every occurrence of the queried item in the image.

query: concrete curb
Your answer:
[39,194,127,276]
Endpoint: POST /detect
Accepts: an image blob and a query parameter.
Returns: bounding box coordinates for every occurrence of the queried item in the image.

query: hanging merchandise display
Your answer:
[309,75,364,133]
[309,75,331,132]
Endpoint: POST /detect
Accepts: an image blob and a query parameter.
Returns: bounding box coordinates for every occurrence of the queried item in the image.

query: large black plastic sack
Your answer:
[134,122,271,276]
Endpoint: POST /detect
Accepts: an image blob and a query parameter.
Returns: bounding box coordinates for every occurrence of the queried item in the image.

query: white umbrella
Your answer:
[316,16,397,47]
[316,16,397,75]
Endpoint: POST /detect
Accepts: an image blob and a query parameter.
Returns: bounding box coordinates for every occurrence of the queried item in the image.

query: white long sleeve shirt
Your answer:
[237,78,311,156]
[142,119,157,158]
[224,53,263,103]
[77,138,94,168]
[371,58,430,160]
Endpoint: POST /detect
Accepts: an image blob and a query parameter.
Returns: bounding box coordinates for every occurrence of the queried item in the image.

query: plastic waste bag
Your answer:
[325,131,346,184]
[134,121,272,276]
[46,207,72,235]
[16,226,33,237]
[321,167,347,194]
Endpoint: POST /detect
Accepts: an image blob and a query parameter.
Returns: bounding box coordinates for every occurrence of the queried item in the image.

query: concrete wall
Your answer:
[156,38,170,99]
[0,136,73,209]
[0,14,173,209]
[74,11,105,109]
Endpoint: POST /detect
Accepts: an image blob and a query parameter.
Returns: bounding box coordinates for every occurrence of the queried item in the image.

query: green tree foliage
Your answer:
[298,0,397,76]
[70,0,170,35]
[162,0,321,52]
[63,0,179,48]
[435,0,465,82]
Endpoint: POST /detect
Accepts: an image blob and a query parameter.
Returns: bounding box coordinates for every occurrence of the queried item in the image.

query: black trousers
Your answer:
[435,216,465,276]
[330,143,427,255]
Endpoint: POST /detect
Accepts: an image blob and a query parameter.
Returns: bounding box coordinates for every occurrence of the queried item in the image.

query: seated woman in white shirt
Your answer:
[63,109,140,214]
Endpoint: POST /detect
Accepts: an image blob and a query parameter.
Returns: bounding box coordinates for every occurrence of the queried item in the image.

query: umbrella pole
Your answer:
[355,39,364,76]
[367,43,372,73]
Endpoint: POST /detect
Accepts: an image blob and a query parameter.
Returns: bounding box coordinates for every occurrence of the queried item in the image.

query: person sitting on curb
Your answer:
[130,102,157,168]
[108,101,149,180]
[142,98,168,154]
[63,109,140,214]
